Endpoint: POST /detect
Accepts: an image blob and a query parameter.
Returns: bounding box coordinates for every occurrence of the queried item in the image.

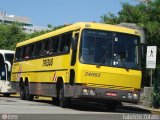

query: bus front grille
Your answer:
[87,83,134,91]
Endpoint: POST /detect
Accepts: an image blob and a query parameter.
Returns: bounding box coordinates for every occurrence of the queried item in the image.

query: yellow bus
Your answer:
[11,22,142,110]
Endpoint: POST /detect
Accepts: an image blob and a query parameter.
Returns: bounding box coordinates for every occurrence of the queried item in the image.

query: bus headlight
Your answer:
[82,88,89,95]
[82,89,95,96]
[89,89,95,96]
[133,93,138,99]
[128,93,138,99]
[128,93,133,99]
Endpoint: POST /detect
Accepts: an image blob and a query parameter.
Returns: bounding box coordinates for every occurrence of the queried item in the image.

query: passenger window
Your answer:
[32,43,36,58]
[51,36,60,54]
[65,33,72,51]
[59,35,66,52]
[35,42,42,57]
[25,44,34,58]
[19,47,23,60]
[22,46,27,59]
[24,46,30,59]
[15,48,21,60]
[29,44,34,58]
[42,39,50,56]
[59,33,72,52]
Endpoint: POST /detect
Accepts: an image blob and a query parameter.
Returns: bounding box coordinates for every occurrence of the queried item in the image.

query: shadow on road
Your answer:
[33,98,151,114]
[0,95,151,114]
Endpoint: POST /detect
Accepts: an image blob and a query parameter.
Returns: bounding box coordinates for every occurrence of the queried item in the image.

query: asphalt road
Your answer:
[0,95,156,120]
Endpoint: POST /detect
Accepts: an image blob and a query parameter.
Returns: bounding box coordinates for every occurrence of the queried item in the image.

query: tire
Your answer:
[25,84,34,101]
[52,97,59,105]
[106,102,118,111]
[58,85,70,108]
[20,84,26,100]
[3,93,10,97]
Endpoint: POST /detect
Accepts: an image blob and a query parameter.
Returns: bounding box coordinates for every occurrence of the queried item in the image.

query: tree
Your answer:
[0,23,26,50]
[47,24,53,29]
[0,22,69,50]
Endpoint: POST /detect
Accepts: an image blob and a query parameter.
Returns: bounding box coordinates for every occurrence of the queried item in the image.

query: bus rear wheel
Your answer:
[3,93,10,97]
[58,85,70,108]
[25,84,34,101]
[20,84,26,100]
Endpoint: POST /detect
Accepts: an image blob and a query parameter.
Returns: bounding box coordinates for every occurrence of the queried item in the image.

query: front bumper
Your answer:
[66,85,140,103]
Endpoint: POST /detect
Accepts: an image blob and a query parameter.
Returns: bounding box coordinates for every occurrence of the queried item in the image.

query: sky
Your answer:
[0,0,139,27]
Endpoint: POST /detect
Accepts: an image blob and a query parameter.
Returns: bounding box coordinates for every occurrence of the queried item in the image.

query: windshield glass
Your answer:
[5,53,14,65]
[80,29,140,70]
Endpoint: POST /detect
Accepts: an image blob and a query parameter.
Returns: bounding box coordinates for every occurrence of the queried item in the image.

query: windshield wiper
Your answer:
[96,50,108,68]
[120,59,129,71]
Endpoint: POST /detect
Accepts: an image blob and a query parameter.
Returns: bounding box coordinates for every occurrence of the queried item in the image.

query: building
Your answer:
[0,10,48,33]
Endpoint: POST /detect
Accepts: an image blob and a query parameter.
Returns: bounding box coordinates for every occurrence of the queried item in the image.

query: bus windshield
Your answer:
[80,29,140,70]
[5,53,14,65]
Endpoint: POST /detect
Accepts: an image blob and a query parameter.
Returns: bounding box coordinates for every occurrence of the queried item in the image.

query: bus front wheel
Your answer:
[58,85,70,108]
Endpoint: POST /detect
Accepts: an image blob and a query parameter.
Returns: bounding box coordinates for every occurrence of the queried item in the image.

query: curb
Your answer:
[11,94,52,101]
[123,103,160,115]
[149,109,160,115]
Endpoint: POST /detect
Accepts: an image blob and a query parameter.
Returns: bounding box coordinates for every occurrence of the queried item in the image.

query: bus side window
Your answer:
[59,34,66,52]
[59,33,72,52]
[32,43,36,58]
[15,48,21,61]
[22,46,27,59]
[51,36,60,54]
[29,44,34,58]
[24,46,30,59]
[49,37,54,54]
[65,33,72,52]
[35,42,42,57]
[25,44,34,59]
[42,39,50,56]
[19,47,24,60]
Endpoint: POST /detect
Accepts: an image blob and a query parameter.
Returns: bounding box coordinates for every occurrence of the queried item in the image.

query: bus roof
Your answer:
[17,22,140,47]
[0,49,15,54]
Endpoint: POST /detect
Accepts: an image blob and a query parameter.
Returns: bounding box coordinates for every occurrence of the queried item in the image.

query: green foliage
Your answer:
[47,24,53,29]
[0,23,26,50]
[0,22,69,51]
[152,72,160,108]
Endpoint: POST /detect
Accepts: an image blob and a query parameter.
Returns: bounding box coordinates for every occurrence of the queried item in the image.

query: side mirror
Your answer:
[0,54,4,66]
[71,33,79,51]
[71,37,77,50]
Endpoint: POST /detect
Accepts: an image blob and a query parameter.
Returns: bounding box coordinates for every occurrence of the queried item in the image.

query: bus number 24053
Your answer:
[85,72,101,77]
